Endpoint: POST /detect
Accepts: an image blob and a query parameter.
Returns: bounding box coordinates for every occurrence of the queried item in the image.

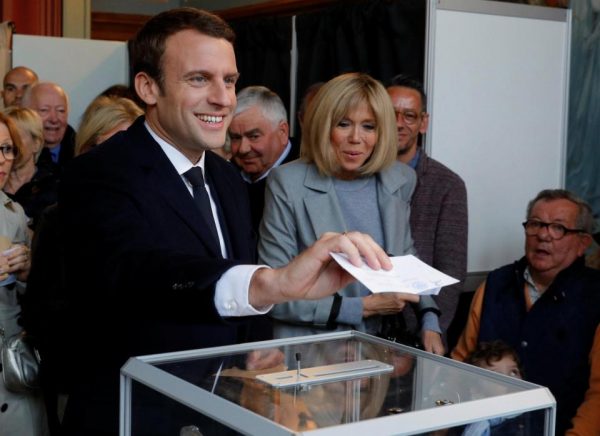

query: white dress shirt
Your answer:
[146,123,271,316]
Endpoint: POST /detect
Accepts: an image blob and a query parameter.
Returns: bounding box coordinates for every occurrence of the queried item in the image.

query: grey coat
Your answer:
[258,160,435,338]
[0,191,48,436]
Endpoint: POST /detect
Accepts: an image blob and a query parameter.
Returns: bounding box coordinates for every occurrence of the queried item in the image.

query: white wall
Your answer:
[13,34,128,129]
[426,0,571,273]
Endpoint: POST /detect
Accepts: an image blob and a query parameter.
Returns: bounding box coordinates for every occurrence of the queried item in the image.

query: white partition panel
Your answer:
[13,34,128,128]
[426,0,571,273]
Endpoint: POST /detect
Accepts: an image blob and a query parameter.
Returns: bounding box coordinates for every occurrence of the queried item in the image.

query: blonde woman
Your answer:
[258,73,443,353]
[75,95,143,156]
[2,107,43,195]
[0,112,48,435]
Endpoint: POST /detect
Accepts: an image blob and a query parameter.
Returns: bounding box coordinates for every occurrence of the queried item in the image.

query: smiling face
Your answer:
[0,122,14,189]
[137,30,239,163]
[229,106,288,181]
[330,100,377,180]
[386,86,428,163]
[525,198,592,287]
[28,83,68,149]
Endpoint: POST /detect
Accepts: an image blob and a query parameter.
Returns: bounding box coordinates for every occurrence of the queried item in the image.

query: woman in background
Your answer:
[2,107,44,197]
[258,73,443,353]
[0,112,48,435]
[75,95,143,156]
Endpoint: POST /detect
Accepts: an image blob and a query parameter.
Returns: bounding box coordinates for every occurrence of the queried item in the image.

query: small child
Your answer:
[461,341,528,436]
[465,340,523,379]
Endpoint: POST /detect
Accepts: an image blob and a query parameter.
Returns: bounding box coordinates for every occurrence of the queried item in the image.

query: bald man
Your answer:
[2,66,38,108]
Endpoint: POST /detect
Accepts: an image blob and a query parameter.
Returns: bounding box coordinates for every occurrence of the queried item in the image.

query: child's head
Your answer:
[465,340,523,379]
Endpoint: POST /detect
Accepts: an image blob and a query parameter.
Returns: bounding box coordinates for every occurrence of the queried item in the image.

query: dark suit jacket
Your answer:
[240,137,300,232]
[8,125,76,230]
[37,124,76,174]
[58,117,258,434]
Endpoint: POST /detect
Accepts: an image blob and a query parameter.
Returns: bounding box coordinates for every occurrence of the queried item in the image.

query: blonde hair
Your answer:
[3,107,44,162]
[76,96,143,156]
[0,112,26,168]
[300,72,397,177]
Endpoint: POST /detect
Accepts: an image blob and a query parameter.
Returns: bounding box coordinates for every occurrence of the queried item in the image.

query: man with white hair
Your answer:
[23,82,76,173]
[228,85,299,231]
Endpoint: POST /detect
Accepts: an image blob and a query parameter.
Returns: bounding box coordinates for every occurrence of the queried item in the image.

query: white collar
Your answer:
[144,121,206,175]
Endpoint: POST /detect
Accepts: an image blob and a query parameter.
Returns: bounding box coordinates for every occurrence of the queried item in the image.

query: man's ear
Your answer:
[134,72,160,106]
[419,112,430,135]
[578,233,594,256]
[278,121,289,144]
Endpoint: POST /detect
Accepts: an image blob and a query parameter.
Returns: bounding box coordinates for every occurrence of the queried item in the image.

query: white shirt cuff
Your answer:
[214,264,273,316]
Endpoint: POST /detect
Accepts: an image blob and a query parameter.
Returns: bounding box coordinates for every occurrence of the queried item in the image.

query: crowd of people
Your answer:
[0,6,597,436]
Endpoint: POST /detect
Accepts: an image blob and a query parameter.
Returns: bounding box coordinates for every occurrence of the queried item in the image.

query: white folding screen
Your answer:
[425,0,571,273]
[13,34,128,128]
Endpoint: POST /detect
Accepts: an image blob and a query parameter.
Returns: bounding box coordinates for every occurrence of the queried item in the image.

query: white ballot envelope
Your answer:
[330,253,459,295]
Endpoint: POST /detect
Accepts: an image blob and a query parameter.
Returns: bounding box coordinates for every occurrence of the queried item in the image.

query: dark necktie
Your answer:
[183,167,220,245]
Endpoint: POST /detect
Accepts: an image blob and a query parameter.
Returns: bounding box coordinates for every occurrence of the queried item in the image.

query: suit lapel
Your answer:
[303,165,347,237]
[378,165,411,255]
[299,162,413,251]
[205,151,256,262]
[132,120,222,257]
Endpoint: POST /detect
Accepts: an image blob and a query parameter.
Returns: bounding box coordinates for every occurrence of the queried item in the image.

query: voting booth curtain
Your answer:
[229,0,426,134]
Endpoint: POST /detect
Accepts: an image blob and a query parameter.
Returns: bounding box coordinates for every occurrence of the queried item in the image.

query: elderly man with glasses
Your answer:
[452,189,600,435]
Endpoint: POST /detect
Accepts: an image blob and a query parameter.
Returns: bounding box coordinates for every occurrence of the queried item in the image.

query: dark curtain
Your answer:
[229,16,293,116]
[295,0,426,111]
[227,0,426,139]
[566,0,600,219]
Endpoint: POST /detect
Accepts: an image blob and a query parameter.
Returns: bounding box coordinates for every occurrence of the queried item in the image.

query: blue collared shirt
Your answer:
[407,147,421,169]
[50,144,61,164]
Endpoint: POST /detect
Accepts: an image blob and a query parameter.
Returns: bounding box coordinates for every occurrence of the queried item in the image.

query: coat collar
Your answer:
[302,161,412,195]
[301,161,414,255]
[129,117,223,256]
[514,255,588,297]
[414,147,430,176]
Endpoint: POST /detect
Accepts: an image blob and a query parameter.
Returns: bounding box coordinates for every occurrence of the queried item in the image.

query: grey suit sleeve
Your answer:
[418,296,440,313]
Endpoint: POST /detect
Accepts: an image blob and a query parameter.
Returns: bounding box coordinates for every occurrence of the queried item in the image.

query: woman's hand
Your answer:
[249,231,392,307]
[421,330,445,355]
[0,244,31,282]
[362,292,419,318]
[246,349,285,371]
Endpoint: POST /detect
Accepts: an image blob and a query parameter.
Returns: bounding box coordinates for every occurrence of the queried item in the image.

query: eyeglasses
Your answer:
[522,219,586,240]
[395,110,425,125]
[0,145,15,161]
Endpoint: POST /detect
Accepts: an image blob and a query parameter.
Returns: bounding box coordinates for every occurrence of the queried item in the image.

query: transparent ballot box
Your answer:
[120,331,555,435]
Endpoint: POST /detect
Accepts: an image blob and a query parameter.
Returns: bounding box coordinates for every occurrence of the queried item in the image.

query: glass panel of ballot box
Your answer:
[120,331,555,435]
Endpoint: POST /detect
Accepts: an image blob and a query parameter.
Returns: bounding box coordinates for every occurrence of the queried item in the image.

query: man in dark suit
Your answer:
[58,8,390,435]
[228,85,300,232]
[15,82,76,230]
